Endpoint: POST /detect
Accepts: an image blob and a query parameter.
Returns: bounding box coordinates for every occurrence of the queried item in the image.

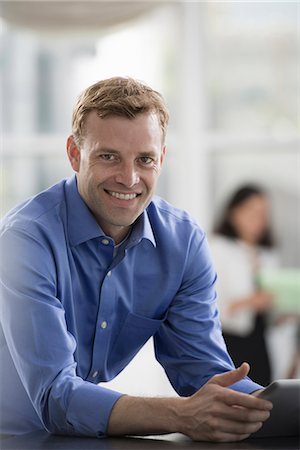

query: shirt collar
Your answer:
[65,175,156,248]
[128,207,156,248]
[65,176,104,246]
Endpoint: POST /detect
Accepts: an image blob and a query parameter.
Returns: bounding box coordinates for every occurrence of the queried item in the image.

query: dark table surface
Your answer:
[1,432,299,450]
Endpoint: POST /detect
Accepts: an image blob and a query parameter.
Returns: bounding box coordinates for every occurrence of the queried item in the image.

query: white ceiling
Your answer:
[0,1,160,31]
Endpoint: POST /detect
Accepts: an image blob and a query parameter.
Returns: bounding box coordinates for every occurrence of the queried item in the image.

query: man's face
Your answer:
[67,111,166,243]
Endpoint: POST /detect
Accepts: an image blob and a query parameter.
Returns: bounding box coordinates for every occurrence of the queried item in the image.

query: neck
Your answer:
[102,225,132,245]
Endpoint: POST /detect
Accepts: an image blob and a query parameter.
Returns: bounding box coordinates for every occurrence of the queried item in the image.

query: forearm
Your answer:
[107,365,272,442]
[107,395,183,437]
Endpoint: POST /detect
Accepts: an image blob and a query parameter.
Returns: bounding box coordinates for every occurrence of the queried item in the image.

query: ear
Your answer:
[66,136,81,172]
[159,145,167,169]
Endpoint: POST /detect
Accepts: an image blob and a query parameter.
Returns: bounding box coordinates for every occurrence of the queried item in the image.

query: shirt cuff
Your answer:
[67,383,124,437]
[229,377,264,394]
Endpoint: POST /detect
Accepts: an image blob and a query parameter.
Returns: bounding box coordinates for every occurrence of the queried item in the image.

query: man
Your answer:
[0,77,272,441]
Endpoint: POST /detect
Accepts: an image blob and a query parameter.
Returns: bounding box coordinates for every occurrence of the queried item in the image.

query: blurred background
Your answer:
[1,1,299,395]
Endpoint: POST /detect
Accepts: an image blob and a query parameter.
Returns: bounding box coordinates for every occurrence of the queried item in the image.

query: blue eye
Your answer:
[140,156,153,164]
[100,154,115,161]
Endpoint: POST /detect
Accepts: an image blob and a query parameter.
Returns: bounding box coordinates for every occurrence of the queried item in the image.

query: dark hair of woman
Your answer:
[214,184,274,248]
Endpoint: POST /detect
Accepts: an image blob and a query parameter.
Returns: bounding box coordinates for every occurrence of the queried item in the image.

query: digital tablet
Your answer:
[251,379,300,438]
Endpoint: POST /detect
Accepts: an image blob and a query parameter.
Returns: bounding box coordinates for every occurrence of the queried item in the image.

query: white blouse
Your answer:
[209,235,279,336]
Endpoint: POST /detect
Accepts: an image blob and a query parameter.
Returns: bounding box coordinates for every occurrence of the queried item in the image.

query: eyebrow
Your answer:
[137,151,158,158]
[92,147,159,158]
[92,146,119,154]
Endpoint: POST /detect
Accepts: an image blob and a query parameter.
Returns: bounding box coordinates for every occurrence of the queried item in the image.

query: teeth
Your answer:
[110,191,137,200]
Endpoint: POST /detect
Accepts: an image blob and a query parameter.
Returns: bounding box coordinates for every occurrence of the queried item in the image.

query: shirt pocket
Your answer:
[108,312,166,375]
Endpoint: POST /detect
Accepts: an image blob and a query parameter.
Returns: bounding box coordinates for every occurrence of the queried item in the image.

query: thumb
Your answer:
[208,362,250,388]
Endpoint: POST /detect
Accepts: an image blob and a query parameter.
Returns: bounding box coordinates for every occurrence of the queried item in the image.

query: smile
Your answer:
[107,191,139,200]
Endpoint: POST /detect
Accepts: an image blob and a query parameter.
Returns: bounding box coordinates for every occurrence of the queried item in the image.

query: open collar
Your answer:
[65,175,156,248]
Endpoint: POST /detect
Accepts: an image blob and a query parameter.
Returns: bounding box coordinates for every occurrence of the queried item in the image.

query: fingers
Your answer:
[209,363,250,389]
[183,364,273,442]
[188,413,265,442]
[211,417,263,435]
[222,389,273,411]
[214,403,271,424]
[188,406,269,442]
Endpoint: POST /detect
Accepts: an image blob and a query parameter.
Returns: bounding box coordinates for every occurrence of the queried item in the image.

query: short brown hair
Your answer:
[72,77,169,146]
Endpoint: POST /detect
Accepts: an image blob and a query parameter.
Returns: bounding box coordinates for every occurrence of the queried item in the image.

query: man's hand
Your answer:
[178,363,273,442]
[107,363,273,442]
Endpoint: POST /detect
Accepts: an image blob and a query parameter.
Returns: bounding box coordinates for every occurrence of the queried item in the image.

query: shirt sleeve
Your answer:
[154,231,262,396]
[0,227,123,436]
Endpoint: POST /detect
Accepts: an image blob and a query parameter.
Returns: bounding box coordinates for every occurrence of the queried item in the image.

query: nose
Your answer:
[115,161,140,188]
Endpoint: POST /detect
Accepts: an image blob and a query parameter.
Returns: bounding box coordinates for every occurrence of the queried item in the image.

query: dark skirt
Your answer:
[223,314,271,387]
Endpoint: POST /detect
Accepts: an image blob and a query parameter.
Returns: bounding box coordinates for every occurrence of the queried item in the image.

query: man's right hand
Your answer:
[178,363,272,442]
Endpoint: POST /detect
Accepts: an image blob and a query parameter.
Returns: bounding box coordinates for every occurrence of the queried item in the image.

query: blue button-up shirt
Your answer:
[0,176,261,436]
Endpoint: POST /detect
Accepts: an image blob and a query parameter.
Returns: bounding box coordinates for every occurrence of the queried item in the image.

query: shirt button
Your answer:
[107,271,112,277]
[101,238,110,245]
[92,371,98,378]
[101,321,108,329]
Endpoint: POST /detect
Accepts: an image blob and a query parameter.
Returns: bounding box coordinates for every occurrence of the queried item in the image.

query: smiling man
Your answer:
[67,109,166,244]
[0,77,272,441]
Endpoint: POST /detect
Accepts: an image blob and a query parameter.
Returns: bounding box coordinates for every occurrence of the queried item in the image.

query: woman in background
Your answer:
[211,185,279,386]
